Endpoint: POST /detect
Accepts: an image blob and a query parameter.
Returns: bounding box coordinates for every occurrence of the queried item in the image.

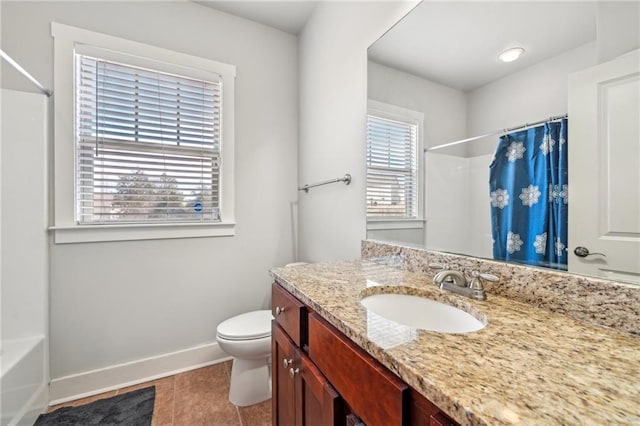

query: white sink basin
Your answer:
[360,293,485,334]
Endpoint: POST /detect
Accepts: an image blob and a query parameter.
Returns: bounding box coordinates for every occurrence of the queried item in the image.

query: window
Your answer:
[366,102,422,220]
[52,23,236,243]
[75,54,220,224]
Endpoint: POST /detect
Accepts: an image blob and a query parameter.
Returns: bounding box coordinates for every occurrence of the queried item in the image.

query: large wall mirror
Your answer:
[366,1,640,284]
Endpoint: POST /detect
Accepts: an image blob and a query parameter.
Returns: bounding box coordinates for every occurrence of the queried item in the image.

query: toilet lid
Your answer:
[217,310,273,341]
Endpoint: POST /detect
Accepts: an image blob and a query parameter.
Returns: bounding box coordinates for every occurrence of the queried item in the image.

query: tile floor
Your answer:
[47,361,271,426]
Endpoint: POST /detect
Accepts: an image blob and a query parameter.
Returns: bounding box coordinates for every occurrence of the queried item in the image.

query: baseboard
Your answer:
[49,342,231,405]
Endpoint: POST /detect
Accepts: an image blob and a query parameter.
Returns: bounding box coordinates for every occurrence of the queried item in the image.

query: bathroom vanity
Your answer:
[271,282,456,426]
[270,246,640,426]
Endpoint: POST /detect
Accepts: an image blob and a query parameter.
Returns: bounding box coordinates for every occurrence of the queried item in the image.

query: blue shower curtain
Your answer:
[489,119,568,269]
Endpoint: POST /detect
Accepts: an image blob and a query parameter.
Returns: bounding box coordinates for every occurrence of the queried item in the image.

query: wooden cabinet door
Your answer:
[299,349,342,426]
[308,313,408,426]
[274,323,341,426]
[273,323,297,426]
[410,389,458,426]
[430,412,457,426]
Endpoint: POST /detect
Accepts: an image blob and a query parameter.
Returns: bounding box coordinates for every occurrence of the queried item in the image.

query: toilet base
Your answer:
[228,357,271,407]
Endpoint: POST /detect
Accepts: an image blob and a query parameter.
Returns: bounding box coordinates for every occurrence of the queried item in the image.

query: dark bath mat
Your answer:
[35,386,155,426]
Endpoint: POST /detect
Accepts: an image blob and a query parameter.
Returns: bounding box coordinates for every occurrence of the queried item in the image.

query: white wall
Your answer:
[466,42,597,157]
[367,61,466,246]
[297,1,419,262]
[368,61,467,150]
[1,1,298,387]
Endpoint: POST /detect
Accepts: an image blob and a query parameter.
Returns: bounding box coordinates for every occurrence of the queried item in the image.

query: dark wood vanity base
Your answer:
[272,283,457,426]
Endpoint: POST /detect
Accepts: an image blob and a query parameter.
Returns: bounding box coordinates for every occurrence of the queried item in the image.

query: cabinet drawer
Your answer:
[272,283,306,347]
[308,313,409,426]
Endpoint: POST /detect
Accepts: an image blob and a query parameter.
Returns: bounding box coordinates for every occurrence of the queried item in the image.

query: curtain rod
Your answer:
[0,49,52,97]
[425,114,567,152]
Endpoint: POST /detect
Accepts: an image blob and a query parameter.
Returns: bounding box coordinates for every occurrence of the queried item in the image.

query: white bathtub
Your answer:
[0,336,47,426]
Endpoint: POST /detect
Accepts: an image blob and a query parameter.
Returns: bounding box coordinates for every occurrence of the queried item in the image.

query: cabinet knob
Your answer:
[283,358,292,368]
[275,306,286,315]
[289,367,299,379]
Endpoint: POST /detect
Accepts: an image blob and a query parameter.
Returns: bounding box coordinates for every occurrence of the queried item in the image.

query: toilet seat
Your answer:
[216,310,272,341]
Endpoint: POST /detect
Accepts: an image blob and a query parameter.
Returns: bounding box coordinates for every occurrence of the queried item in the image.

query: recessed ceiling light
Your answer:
[498,47,524,63]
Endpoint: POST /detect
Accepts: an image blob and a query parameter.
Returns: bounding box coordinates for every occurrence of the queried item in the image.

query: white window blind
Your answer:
[366,115,418,218]
[75,54,222,224]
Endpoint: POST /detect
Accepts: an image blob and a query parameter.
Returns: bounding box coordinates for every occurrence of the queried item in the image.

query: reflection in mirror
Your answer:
[366,1,640,283]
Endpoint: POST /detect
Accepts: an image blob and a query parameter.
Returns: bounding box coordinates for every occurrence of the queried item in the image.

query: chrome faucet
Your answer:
[429,264,498,301]
[433,270,467,287]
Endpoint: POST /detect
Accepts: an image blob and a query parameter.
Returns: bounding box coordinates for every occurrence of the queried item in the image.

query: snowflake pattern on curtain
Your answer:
[489,119,568,270]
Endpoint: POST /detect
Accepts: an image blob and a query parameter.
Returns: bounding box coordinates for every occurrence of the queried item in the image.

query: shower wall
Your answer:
[1,89,49,425]
[426,152,493,260]
[466,154,493,258]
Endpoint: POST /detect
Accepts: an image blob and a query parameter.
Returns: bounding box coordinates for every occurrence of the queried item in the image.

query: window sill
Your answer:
[366,219,425,231]
[50,221,236,244]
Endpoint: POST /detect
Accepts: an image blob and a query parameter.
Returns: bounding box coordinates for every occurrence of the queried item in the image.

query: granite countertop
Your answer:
[270,260,640,426]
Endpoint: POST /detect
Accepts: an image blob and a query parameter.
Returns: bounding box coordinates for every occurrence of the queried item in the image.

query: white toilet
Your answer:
[216,310,273,407]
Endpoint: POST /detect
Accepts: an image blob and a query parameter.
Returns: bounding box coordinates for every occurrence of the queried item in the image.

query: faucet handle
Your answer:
[468,271,499,290]
[479,272,499,282]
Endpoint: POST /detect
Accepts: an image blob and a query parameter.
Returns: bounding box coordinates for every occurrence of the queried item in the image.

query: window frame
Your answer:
[51,23,236,243]
[366,100,424,228]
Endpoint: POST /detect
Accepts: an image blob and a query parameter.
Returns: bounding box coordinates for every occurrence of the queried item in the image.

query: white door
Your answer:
[568,50,640,283]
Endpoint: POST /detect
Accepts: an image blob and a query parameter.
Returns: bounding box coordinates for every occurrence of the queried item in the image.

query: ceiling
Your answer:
[368,2,598,92]
[193,1,598,91]
[194,0,317,34]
